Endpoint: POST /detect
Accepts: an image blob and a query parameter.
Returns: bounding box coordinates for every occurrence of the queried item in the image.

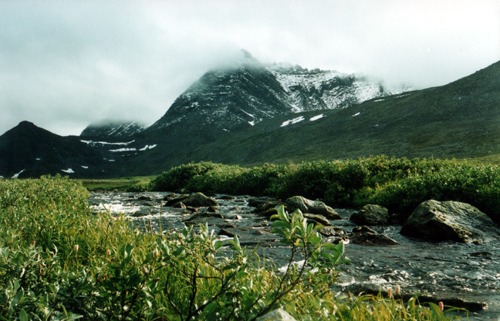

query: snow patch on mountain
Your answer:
[110,147,137,153]
[310,114,324,121]
[269,63,406,113]
[81,121,146,139]
[281,116,305,127]
[12,169,25,178]
[81,140,135,146]
[139,144,157,151]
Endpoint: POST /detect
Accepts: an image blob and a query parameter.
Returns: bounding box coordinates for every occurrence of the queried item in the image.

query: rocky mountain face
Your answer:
[0,54,498,178]
[81,120,146,140]
[146,51,397,135]
[269,63,394,112]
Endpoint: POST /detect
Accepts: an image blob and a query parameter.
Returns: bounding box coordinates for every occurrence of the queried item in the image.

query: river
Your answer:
[89,191,500,321]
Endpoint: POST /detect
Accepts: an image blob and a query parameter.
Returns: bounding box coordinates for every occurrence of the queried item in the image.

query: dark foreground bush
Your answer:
[152,157,500,224]
[0,176,459,320]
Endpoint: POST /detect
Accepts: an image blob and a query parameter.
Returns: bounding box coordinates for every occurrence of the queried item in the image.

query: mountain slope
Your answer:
[189,60,500,164]
[0,121,105,178]
[269,63,398,112]
[81,120,146,140]
[146,51,291,134]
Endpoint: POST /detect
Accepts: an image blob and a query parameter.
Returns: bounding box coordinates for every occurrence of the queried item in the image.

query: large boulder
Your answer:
[401,200,499,243]
[165,192,218,208]
[285,196,340,219]
[350,204,389,225]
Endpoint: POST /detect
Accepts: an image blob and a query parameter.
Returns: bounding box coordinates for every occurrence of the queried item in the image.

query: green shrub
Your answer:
[152,162,224,191]
[151,157,500,224]
[0,176,458,320]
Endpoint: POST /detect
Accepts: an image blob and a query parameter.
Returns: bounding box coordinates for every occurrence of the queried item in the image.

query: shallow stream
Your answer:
[89,192,500,320]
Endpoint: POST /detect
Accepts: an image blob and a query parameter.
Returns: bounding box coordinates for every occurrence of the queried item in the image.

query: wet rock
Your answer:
[218,228,237,237]
[207,205,219,213]
[318,225,345,238]
[184,211,225,222]
[350,226,398,246]
[401,200,499,243]
[165,192,218,208]
[285,196,340,219]
[172,201,186,209]
[350,204,389,226]
[249,198,280,217]
[256,308,297,321]
[303,213,332,226]
[345,285,487,312]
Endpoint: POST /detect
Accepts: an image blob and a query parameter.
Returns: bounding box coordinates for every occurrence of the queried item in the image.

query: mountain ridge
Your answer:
[1,56,498,178]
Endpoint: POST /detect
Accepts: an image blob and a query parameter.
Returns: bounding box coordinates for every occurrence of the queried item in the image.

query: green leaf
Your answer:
[19,309,29,321]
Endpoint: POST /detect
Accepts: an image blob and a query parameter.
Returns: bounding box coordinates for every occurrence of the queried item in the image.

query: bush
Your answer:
[0,176,458,320]
[151,157,500,224]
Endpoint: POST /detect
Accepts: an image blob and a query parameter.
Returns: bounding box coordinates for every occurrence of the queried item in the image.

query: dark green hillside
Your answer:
[0,121,105,178]
[189,60,500,165]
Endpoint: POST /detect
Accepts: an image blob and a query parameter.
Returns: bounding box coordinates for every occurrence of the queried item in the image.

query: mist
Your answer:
[0,0,498,136]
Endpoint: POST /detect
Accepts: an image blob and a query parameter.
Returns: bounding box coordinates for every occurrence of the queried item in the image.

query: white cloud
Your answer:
[0,0,498,136]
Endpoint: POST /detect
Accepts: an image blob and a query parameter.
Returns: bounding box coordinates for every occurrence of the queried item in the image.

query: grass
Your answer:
[80,176,154,191]
[0,175,462,320]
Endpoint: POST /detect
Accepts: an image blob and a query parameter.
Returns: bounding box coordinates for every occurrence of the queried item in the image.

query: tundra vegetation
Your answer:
[0,174,465,320]
[152,156,499,224]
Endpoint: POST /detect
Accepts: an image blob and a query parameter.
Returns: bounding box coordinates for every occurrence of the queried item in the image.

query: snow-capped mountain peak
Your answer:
[147,52,407,134]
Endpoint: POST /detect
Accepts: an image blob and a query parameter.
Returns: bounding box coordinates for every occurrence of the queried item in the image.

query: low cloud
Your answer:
[0,0,498,135]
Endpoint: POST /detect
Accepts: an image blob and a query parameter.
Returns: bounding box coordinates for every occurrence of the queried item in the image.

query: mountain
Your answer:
[146,50,398,135]
[0,121,106,178]
[268,63,402,112]
[108,50,401,176]
[0,55,498,178]
[187,60,500,164]
[81,120,146,140]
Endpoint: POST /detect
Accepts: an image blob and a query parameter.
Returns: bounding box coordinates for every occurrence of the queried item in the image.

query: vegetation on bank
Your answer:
[152,156,500,224]
[0,176,461,320]
[80,176,154,192]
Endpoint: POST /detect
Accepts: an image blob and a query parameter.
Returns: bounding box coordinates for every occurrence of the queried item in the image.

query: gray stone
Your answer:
[401,200,499,243]
[303,213,332,226]
[285,196,340,219]
[350,204,389,225]
[256,308,297,321]
[350,226,398,246]
[165,192,218,208]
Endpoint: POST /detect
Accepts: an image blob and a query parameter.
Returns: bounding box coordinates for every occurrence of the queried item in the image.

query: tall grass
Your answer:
[152,156,500,224]
[0,176,462,320]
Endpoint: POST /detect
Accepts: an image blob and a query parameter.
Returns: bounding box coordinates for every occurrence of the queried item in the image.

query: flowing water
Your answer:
[89,192,500,320]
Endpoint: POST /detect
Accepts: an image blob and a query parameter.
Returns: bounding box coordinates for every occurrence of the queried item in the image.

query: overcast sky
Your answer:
[1,0,499,136]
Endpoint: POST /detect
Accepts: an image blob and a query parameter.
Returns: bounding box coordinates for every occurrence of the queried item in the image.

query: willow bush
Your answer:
[0,176,459,320]
[152,157,500,224]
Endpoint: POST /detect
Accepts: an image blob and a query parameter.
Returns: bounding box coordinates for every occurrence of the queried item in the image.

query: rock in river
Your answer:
[401,199,499,243]
[350,204,389,226]
[285,196,340,219]
[350,226,398,246]
[165,192,219,208]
